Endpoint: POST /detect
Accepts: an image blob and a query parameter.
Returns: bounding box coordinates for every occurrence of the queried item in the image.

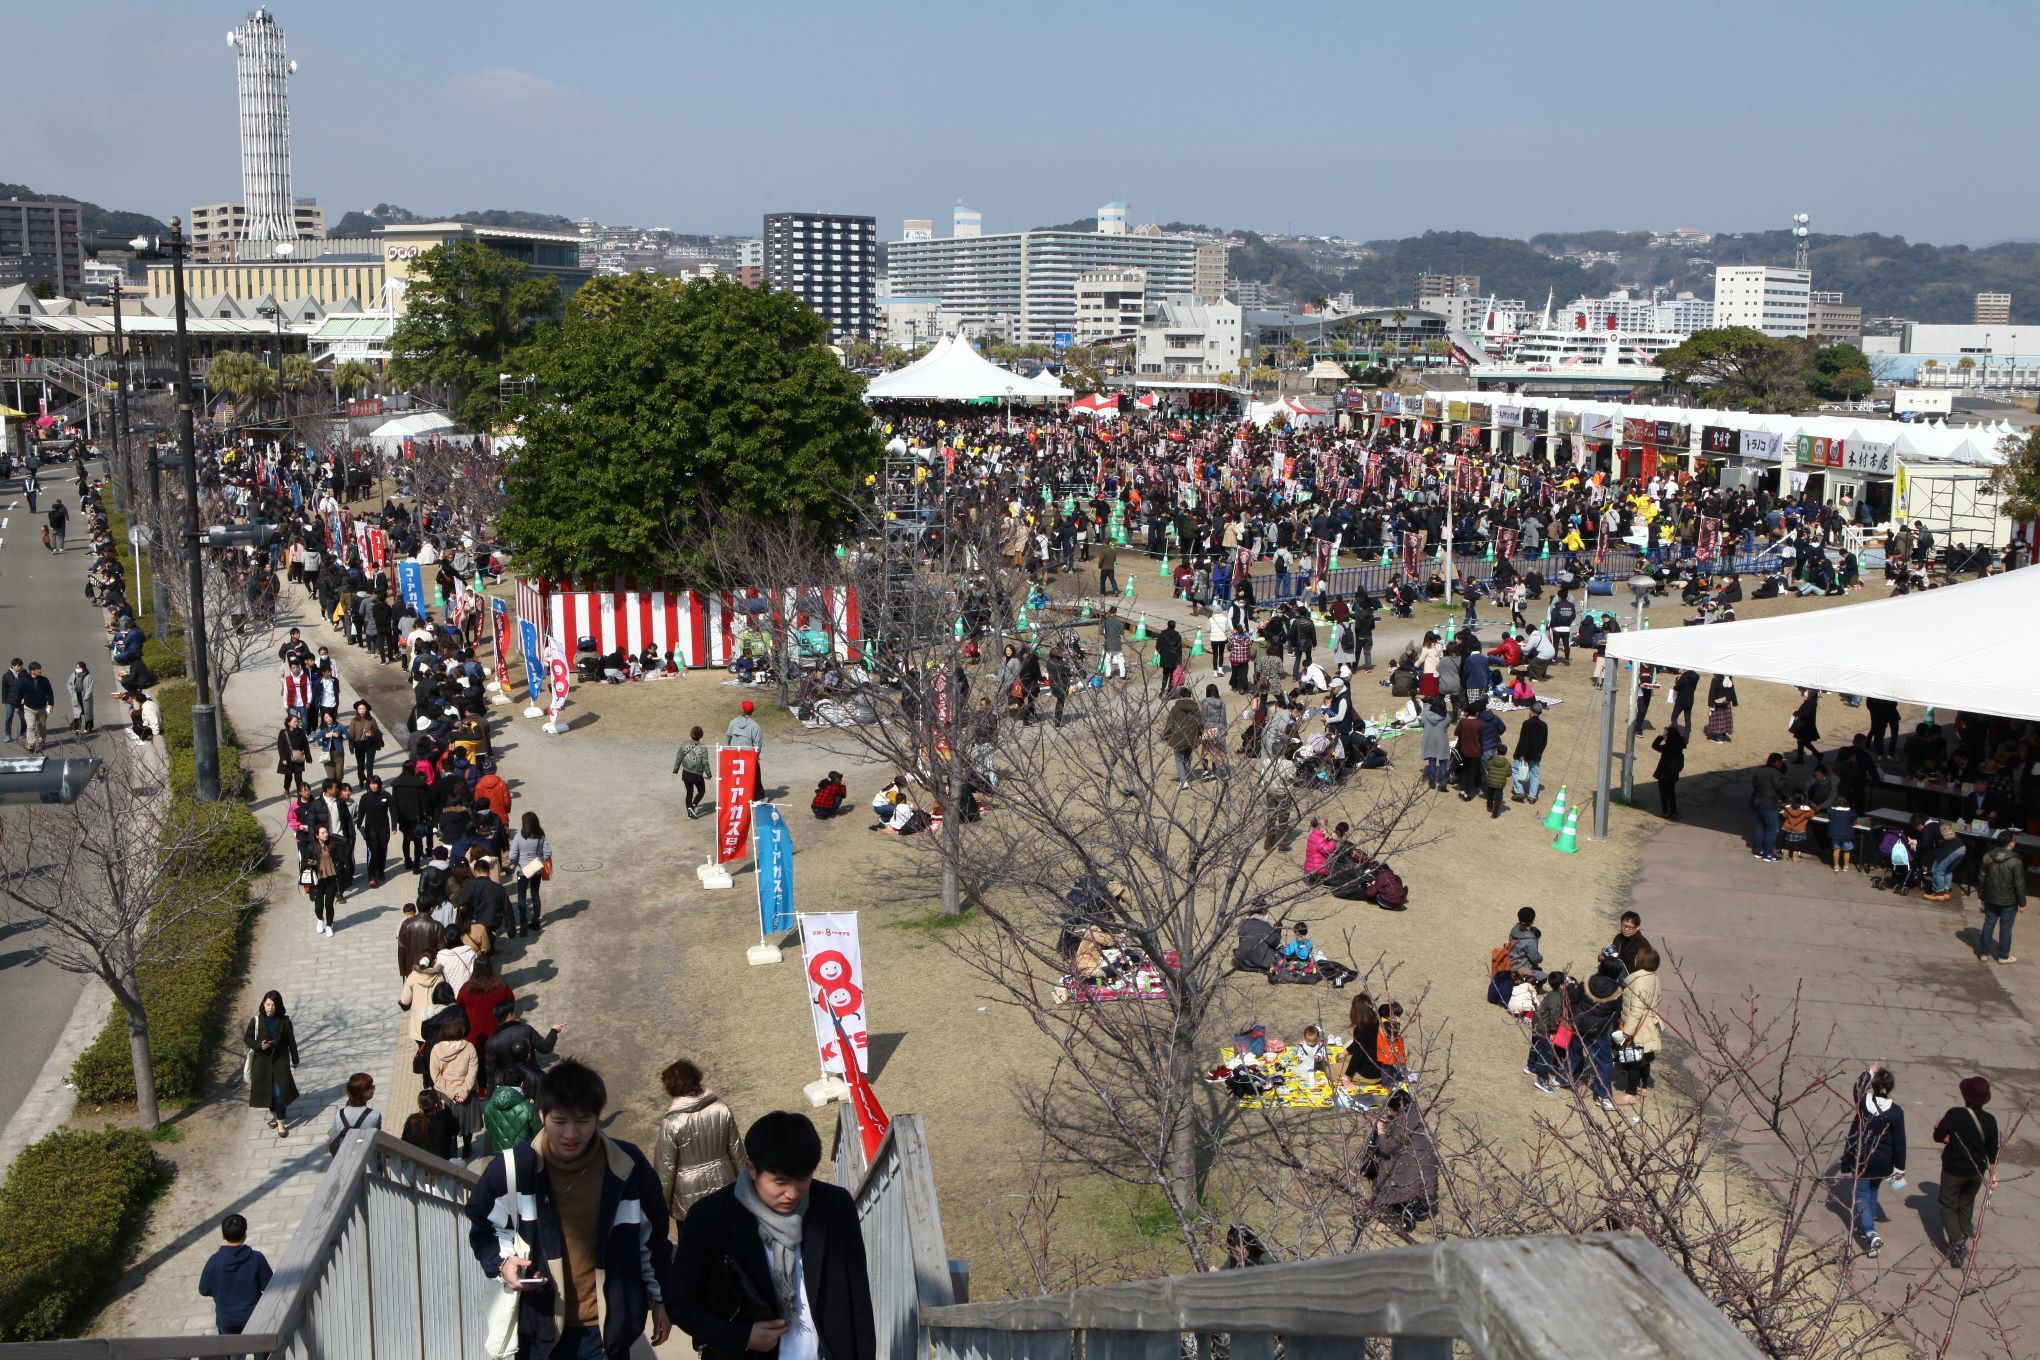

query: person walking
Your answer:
[19,662,55,754]
[428,1009,484,1159]
[244,990,301,1136]
[651,1058,745,1223]
[1667,668,1699,731]
[346,700,384,785]
[304,824,342,936]
[2,657,27,743]
[1932,1076,2000,1267]
[464,1059,676,1360]
[1097,537,1119,597]
[1788,689,1822,764]
[1749,753,1787,862]
[327,1072,384,1156]
[1100,606,1129,679]
[1369,1090,1441,1234]
[198,1214,272,1337]
[1975,828,2024,963]
[46,496,68,553]
[66,661,94,735]
[1161,686,1202,790]
[507,811,553,937]
[389,758,434,871]
[670,1110,875,1360]
[1842,1065,1907,1259]
[674,725,711,819]
[725,699,764,800]
[1651,727,1686,820]
[1511,702,1548,803]
[357,774,393,889]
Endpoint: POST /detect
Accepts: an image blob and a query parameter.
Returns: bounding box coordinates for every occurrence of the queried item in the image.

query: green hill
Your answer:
[331,202,579,237]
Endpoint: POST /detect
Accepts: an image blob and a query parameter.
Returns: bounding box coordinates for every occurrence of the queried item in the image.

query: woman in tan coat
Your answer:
[1613,944,1665,1118]
[397,955,446,1044]
[427,1009,482,1158]
[651,1058,743,1221]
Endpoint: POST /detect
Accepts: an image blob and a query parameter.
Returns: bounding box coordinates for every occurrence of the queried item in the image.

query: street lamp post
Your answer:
[1442,451,1458,606]
[154,219,223,801]
[107,277,132,509]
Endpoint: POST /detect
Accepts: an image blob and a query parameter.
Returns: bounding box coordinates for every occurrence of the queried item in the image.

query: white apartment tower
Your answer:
[1097,202,1128,235]
[228,10,299,243]
[1712,265,1811,338]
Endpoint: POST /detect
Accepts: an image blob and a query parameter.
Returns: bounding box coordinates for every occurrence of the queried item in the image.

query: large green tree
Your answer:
[1988,427,2040,524]
[387,239,559,430]
[1806,343,1874,402]
[1655,327,1810,410]
[501,274,880,579]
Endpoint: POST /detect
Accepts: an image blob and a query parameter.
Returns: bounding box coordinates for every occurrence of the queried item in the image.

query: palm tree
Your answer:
[205,352,276,421]
[280,354,316,395]
[331,359,377,399]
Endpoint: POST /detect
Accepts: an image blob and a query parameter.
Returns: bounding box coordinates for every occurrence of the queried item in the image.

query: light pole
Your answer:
[1442,451,1458,605]
[1618,572,1653,803]
[107,277,132,509]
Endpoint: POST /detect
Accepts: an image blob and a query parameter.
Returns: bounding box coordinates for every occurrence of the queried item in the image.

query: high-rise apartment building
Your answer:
[1713,265,1811,338]
[189,199,326,264]
[0,199,84,295]
[1097,202,1128,236]
[227,8,300,244]
[1975,292,2012,326]
[886,214,1200,345]
[762,212,878,341]
[1194,240,1228,303]
[1415,272,1480,301]
[952,205,982,239]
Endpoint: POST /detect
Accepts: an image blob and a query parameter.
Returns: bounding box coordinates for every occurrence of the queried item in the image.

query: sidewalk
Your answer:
[1631,768,2037,1354]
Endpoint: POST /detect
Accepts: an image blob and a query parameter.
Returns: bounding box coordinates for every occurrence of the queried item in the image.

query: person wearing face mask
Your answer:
[670,1111,875,1360]
[67,661,95,735]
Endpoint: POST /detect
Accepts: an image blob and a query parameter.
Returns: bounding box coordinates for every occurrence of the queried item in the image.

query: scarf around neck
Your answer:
[734,1171,809,1324]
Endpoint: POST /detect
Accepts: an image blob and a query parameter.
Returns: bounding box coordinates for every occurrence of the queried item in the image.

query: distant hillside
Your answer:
[0,181,169,242]
[331,202,579,237]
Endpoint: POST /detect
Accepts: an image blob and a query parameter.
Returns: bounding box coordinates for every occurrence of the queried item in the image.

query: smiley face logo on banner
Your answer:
[807,949,864,1018]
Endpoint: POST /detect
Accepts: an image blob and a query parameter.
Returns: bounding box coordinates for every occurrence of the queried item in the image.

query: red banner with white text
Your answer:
[716,747,756,863]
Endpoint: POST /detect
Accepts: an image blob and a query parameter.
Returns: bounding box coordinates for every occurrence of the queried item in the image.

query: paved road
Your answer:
[0,461,114,1128]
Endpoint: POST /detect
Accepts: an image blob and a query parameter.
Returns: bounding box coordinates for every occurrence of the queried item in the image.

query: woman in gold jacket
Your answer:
[651,1058,744,1221]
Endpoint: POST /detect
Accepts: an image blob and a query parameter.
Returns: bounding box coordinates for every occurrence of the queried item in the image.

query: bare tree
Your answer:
[149,515,282,703]
[0,745,263,1129]
[406,435,505,546]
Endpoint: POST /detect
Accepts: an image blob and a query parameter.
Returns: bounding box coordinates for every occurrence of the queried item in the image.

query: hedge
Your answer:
[69,683,265,1104]
[104,510,187,679]
[0,1127,164,1340]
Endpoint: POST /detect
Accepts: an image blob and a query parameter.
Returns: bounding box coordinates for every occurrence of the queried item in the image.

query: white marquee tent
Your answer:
[367,411,457,445]
[863,335,1070,402]
[1585,567,2040,837]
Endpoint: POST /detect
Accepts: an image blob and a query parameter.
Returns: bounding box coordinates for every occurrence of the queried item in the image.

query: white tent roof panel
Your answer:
[1603,568,2040,721]
[863,335,1069,403]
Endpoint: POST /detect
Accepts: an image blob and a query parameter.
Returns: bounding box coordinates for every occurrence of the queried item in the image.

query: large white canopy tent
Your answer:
[1585,568,2040,836]
[367,411,457,446]
[863,334,1070,402]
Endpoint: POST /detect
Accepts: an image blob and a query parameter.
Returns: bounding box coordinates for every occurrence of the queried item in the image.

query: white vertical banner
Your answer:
[796,912,868,1075]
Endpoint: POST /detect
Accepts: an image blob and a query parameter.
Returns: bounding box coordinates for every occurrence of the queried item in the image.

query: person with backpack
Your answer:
[1843,1065,1908,1258]
[327,1072,382,1156]
[1567,965,1625,1108]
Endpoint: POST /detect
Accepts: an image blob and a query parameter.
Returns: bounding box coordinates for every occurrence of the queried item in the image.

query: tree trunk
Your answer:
[114,976,161,1132]
[941,765,963,916]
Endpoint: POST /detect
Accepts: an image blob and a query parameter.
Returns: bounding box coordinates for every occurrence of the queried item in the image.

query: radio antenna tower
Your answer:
[227,9,299,243]
[1792,212,1811,272]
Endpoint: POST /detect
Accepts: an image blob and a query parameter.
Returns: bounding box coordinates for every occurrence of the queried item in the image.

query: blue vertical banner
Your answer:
[397,560,427,620]
[518,617,546,707]
[755,804,796,938]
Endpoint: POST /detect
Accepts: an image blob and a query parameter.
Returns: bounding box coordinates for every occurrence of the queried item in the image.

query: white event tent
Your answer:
[1584,567,2040,836]
[367,411,457,446]
[863,335,1071,402]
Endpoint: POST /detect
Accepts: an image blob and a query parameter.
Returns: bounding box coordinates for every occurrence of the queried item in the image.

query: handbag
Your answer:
[1552,1020,1574,1050]
[1616,1043,1645,1065]
[540,857,553,882]
[485,1150,530,1359]
[298,866,317,889]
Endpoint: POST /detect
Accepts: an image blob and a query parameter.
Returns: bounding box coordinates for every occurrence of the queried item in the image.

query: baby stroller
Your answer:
[1871,828,1920,896]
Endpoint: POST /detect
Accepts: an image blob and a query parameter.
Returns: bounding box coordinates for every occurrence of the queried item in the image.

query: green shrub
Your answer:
[141,636,187,681]
[0,1127,163,1341]
[69,683,262,1104]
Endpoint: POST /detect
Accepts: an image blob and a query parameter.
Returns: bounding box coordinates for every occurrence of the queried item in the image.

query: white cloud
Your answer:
[447,67,571,110]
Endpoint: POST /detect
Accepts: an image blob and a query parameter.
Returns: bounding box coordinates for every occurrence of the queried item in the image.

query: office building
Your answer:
[380,222,589,301]
[1415,272,1480,302]
[1135,298,1243,380]
[1194,240,1228,303]
[887,209,1199,344]
[1712,265,1810,338]
[952,205,981,239]
[762,212,878,341]
[1975,292,2012,326]
[228,8,300,244]
[0,199,84,296]
[1808,290,1862,345]
[190,199,327,264]
[1074,269,1146,344]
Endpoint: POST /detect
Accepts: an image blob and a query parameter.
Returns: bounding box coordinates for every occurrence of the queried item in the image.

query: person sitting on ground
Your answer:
[810,771,848,820]
[1234,901,1282,973]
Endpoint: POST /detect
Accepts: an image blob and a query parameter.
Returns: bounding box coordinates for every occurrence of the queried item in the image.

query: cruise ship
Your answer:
[1465,317,1673,391]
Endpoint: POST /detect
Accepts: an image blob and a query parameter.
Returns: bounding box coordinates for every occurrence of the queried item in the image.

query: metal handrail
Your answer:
[922,1233,1759,1360]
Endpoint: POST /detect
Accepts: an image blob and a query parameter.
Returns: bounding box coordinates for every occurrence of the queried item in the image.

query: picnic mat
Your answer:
[1054,950,1182,1004]
[1215,1044,1394,1110]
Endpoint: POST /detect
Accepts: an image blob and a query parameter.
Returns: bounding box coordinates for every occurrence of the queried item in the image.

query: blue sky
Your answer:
[16,0,2038,245]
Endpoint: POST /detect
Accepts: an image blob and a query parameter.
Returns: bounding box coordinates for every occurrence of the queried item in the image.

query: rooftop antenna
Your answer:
[1792,212,1811,272]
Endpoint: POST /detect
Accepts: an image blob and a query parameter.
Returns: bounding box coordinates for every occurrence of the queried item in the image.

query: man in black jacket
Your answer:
[1749,754,1787,862]
[1233,903,1281,973]
[1932,1076,1999,1267]
[356,775,393,888]
[671,1111,875,1360]
[1511,703,1549,803]
[388,764,434,870]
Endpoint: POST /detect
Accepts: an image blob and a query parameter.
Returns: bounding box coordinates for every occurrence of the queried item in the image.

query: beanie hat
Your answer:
[1960,1075,1992,1106]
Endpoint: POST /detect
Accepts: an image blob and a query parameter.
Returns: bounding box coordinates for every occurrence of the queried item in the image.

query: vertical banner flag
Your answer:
[715,747,756,864]
[490,597,512,687]
[518,617,546,706]
[1698,517,1722,566]
[544,635,571,720]
[396,560,428,620]
[797,912,869,1075]
[1401,530,1423,578]
[826,995,889,1160]
[755,804,796,938]
[369,527,389,571]
[1498,528,1520,564]
[1594,515,1610,566]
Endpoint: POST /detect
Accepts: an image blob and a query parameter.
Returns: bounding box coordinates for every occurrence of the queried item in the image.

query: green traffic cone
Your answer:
[1158,555,1172,579]
[953,617,965,641]
[835,543,848,559]
[1080,598,1094,620]
[1443,619,1457,643]
[1329,550,1340,570]
[1379,549,1392,566]
[1124,579,1137,601]
[1551,808,1580,854]
[1542,786,1568,831]
[433,586,445,608]
[1190,628,1206,656]
[1134,614,1149,641]
[1015,606,1029,631]
[1539,544,1550,560]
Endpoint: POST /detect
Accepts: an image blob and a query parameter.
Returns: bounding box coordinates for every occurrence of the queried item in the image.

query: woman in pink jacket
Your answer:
[1303,817,1347,881]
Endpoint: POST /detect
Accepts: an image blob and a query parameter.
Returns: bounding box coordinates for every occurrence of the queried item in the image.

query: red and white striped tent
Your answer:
[1070,393,1120,417]
[1133,391,1160,410]
[513,578,861,670]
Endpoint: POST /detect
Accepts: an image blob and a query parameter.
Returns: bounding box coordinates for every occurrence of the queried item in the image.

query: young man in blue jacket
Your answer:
[465,1059,674,1360]
[198,1213,273,1335]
